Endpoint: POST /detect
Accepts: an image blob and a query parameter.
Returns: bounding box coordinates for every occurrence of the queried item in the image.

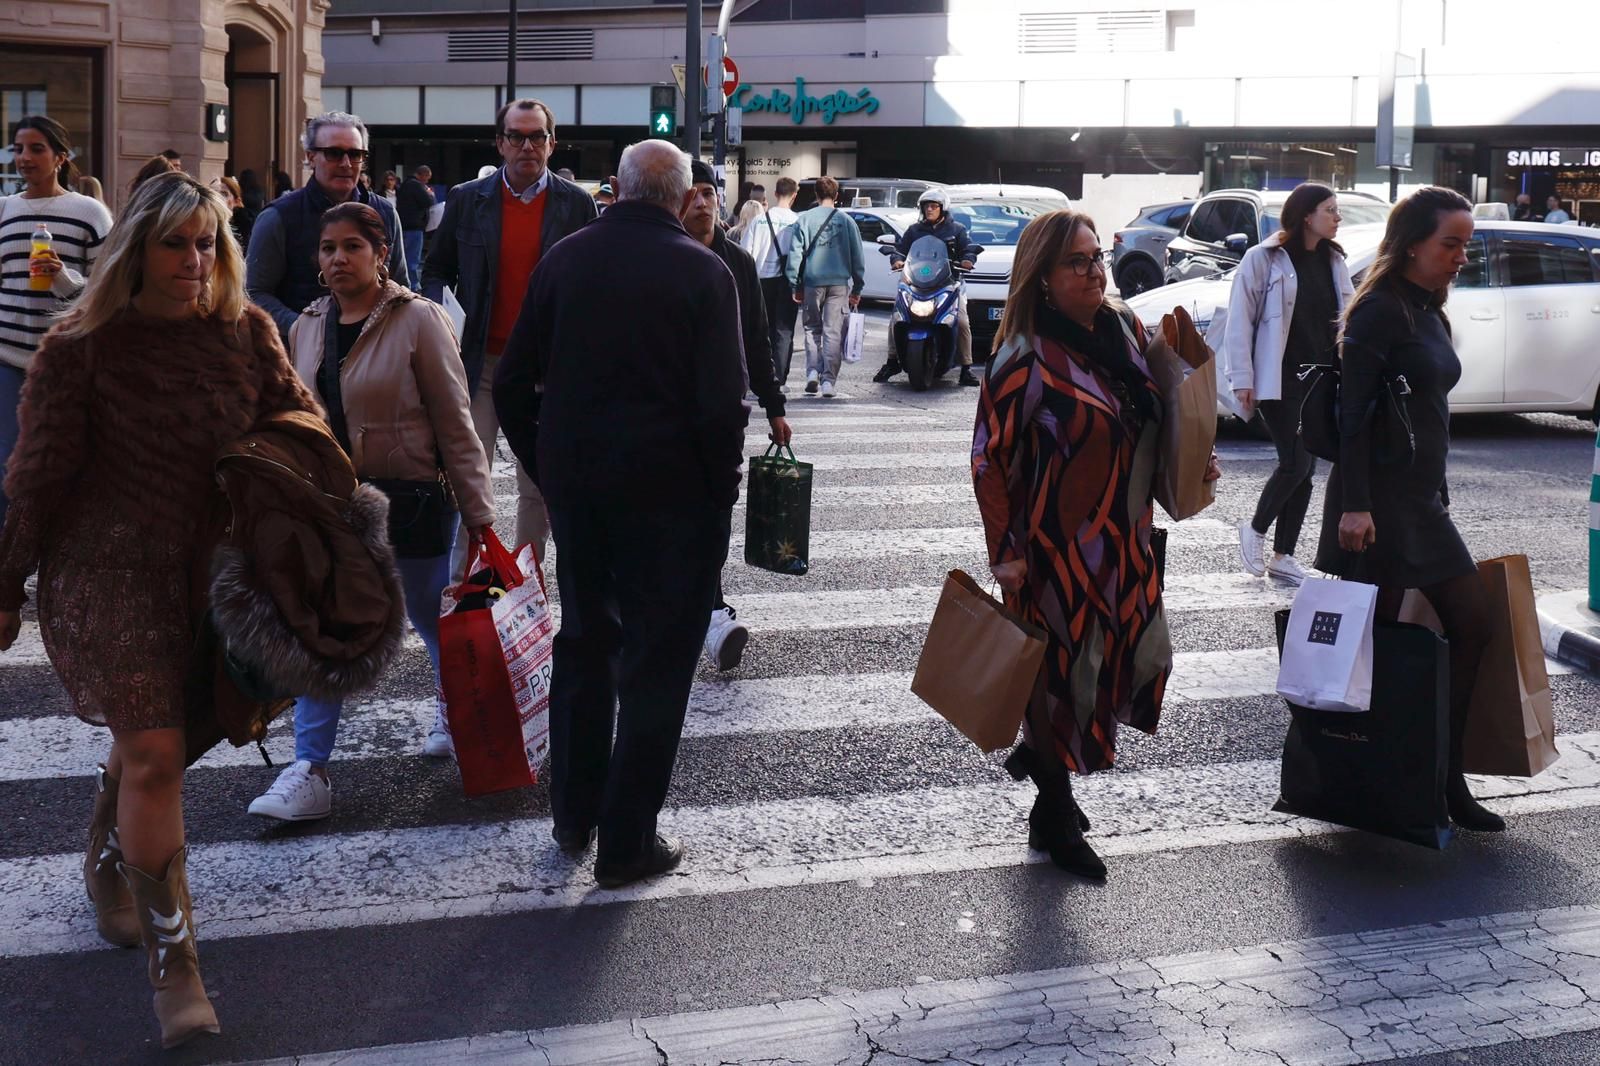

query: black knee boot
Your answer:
[1004,745,1106,880]
[1446,719,1506,833]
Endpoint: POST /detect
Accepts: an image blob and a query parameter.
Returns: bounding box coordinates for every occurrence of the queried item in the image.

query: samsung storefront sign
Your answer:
[732,79,880,125]
[1506,148,1600,168]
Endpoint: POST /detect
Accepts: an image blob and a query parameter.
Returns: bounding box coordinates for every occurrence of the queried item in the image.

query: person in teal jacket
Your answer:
[784,176,864,397]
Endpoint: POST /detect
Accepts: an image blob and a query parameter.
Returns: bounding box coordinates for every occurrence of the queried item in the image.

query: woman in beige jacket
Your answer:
[248,200,495,822]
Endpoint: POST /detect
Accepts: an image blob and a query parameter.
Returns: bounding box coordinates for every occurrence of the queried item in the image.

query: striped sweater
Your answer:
[0,191,114,370]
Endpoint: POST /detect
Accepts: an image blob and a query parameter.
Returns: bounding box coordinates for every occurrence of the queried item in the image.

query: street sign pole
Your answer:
[684,0,701,155]
[505,0,517,110]
[708,34,727,203]
[1590,426,1600,611]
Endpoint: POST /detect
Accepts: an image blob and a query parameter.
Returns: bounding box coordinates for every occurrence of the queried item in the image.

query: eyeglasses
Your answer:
[1060,250,1108,277]
[500,130,552,148]
[313,147,369,165]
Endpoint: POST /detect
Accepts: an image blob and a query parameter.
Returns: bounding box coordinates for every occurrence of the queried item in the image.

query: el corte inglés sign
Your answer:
[732,78,880,125]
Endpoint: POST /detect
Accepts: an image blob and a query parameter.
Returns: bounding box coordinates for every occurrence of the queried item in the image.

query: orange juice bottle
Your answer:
[28,223,53,292]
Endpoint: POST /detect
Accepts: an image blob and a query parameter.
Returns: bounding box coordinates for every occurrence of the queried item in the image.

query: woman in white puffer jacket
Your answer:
[1221,182,1356,586]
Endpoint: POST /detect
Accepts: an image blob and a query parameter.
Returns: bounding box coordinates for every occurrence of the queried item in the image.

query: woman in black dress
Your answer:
[1314,186,1501,832]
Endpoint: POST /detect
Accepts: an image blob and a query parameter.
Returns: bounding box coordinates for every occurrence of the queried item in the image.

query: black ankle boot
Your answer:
[1004,746,1089,831]
[1025,782,1107,881]
[1446,772,1506,832]
[958,367,980,387]
[872,360,901,383]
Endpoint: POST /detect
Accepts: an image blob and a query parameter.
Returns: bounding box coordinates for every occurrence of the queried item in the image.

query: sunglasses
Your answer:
[500,130,552,148]
[313,147,369,165]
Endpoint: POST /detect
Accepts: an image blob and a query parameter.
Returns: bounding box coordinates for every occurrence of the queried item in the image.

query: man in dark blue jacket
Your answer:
[246,111,409,340]
[493,141,748,889]
[872,188,983,387]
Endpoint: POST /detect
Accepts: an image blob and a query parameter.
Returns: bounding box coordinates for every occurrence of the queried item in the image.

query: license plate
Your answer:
[987,306,1003,321]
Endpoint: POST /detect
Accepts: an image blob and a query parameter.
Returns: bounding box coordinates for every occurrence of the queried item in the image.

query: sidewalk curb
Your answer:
[1537,589,1600,678]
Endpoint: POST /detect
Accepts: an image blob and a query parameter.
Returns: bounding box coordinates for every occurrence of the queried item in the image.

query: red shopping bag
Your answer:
[438,530,554,796]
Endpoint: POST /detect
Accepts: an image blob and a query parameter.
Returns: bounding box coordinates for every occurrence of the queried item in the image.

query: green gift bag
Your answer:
[744,443,813,576]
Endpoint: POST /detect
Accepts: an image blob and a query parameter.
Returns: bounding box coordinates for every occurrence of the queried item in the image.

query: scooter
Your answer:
[879,234,965,392]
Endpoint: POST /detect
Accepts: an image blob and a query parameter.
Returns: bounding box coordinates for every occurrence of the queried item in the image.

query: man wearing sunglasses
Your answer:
[423,98,597,575]
[245,111,410,340]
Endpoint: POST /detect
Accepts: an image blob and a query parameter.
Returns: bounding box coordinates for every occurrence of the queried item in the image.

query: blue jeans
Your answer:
[0,364,25,531]
[403,230,424,293]
[294,519,458,766]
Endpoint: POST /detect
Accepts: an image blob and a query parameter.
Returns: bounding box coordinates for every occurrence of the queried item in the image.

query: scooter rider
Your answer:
[873,188,982,387]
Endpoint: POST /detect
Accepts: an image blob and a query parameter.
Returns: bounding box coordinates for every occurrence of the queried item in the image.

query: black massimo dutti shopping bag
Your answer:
[1273,610,1453,850]
[744,443,813,576]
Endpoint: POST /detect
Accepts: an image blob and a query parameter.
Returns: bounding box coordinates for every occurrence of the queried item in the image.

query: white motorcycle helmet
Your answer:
[917,188,950,217]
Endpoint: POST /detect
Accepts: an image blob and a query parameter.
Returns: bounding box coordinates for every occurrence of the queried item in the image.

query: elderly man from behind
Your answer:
[423,98,597,574]
[493,142,748,888]
[246,111,408,339]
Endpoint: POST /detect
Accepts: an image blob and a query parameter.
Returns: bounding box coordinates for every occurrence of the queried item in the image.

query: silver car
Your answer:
[1111,200,1192,296]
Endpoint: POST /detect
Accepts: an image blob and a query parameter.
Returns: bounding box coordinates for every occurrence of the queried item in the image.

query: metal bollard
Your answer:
[1592,423,1600,611]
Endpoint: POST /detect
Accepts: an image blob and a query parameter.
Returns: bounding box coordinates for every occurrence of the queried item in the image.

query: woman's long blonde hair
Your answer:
[56,171,245,339]
[1340,185,1472,342]
[996,208,1122,346]
[728,199,765,240]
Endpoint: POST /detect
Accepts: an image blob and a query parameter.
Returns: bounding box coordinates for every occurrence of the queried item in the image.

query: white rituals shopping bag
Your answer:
[1275,578,1379,713]
[842,310,865,364]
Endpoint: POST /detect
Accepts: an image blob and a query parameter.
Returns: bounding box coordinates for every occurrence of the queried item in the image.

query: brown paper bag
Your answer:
[911,569,1047,752]
[1398,555,1558,777]
[1145,306,1218,521]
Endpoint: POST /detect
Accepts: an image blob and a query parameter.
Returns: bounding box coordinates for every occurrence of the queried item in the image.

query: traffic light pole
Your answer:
[505,0,517,110]
[684,0,701,157]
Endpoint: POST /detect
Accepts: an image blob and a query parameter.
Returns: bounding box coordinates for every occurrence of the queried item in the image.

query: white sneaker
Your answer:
[820,380,836,398]
[1238,522,1267,577]
[247,760,332,821]
[1267,554,1313,587]
[422,702,454,759]
[704,607,750,671]
[805,371,820,394]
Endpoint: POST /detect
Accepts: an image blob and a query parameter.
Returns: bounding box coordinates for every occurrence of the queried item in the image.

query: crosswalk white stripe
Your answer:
[743,415,948,429]
[6,733,1599,961]
[728,518,1237,561]
[1,646,1571,783]
[229,902,1600,1066]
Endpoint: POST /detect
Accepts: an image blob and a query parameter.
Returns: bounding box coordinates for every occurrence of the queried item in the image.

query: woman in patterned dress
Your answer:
[0,172,318,1048]
[972,209,1220,880]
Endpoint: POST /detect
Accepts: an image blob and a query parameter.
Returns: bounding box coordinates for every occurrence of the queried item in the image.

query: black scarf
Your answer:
[1036,302,1157,422]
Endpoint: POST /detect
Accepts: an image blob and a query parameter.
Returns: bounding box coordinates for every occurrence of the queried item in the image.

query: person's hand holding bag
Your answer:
[991,558,1026,594]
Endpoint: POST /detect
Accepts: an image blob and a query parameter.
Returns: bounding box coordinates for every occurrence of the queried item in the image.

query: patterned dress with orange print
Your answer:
[971,312,1173,774]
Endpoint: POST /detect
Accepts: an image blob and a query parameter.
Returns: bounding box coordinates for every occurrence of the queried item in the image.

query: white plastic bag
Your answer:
[441,286,467,343]
[1276,579,1379,713]
[842,310,865,364]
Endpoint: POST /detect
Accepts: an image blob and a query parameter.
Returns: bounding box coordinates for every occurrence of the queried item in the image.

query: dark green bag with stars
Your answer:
[744,443,812,576]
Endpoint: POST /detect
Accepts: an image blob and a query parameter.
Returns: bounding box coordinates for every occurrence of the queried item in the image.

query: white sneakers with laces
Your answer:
[1266,554,1313,586]
[1238,522,1267,578]
[820,380,836,398]
[246,760,332,822]
[422,701,454,758]
[704,607,750,671]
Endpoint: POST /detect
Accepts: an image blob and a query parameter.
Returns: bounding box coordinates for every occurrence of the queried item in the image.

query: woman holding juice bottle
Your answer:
[0,115,113,528]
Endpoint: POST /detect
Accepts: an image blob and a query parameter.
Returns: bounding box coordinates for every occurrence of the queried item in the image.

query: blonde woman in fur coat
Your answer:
[0,171,319,1049]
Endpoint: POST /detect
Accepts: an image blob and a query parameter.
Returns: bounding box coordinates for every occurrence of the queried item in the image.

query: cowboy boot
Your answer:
[120,847,221,1049]
[85,766,140,948]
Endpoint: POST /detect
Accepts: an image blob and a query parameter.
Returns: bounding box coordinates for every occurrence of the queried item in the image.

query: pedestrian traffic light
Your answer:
[649,85,676,139]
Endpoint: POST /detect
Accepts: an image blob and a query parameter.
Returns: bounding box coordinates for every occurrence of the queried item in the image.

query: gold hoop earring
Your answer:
[316,271,328,288]
[378,263,390,285]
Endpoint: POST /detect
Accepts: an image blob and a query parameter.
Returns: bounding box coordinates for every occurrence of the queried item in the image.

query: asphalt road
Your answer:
[3,309,1599,1066]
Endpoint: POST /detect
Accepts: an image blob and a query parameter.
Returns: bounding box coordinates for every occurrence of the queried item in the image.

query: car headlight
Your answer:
[909,298,937,318]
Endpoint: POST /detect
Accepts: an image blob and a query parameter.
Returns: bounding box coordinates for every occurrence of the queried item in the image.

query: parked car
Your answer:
[945,183,1070,203]
[795,177,942,212]
[1111,200,1193,296]
[1127,220,1600,421]
[1164,188,1390,284]
[846,207,917,303]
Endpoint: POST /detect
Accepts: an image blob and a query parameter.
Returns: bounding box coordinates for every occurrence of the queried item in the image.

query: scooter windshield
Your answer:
[902,234,952,292]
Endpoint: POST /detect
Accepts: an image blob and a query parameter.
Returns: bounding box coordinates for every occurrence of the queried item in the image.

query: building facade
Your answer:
[2,0,327,208]
[318,0,1600,227]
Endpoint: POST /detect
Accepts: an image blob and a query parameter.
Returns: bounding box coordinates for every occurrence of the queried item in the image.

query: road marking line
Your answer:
[5,734,1599,959]
[227,902,1600,1066]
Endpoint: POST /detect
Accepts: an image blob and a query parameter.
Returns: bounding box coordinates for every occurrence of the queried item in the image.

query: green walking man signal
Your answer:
[649,85,677,138]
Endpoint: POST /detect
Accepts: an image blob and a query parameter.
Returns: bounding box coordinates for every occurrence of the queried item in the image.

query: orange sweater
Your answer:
[486,182,547,355]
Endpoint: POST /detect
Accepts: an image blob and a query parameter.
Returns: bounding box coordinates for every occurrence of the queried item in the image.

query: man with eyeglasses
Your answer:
[245,110,409,340]
[423,98,597,577]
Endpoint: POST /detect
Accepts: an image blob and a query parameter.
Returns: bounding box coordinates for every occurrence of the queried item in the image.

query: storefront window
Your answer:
[1205,142,1365,192]
[1492,146,1600,226]
[0,48,98,195]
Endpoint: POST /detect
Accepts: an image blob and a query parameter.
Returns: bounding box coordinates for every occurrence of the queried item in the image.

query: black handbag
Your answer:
[1296,363,1415,468]
[316,314,456,558]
